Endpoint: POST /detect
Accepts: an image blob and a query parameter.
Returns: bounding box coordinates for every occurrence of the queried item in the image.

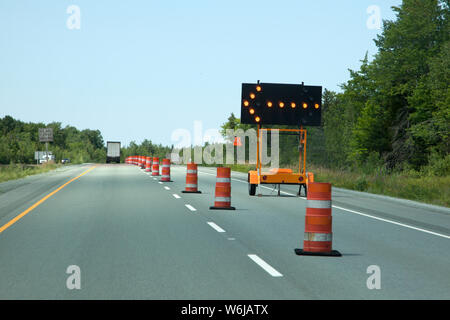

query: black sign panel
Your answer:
[38,128,53,142]
[240,82,322,126]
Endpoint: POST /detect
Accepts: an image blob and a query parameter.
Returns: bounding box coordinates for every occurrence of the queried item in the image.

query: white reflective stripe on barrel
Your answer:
[162,165,170,168]
[216,178,231,183]
[215,197,231,202]
[162,175,170,178]
[304,232,332,242]
[306,200,331,209]
[187,170,197,174]
[186,184,198,188]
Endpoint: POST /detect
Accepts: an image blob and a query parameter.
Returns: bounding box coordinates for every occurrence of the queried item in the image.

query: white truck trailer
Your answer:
[106,141,121,163]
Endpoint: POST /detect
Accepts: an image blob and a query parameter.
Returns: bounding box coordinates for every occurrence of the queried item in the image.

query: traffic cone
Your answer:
[152,157,160,176]
[145,156,152,172]
[160,159,172,182]
[182,163,201,193]
[295,182,341,256]
[209,167,235,210]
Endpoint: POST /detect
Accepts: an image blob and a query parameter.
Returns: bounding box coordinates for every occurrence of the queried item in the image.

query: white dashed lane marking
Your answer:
[185,204,197,212]
[207,222,226,233]
[248,254,283,277]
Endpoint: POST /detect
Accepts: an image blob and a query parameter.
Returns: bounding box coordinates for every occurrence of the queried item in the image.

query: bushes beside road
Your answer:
[0,163,61,184]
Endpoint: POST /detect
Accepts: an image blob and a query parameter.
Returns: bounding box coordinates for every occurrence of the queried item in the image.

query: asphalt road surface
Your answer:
[0,163,449,299]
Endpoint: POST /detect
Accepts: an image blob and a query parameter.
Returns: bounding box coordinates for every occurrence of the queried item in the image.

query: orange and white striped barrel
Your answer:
[182,163,201,193]
[141,156,146,169]
[145,157,152,172]
[210,167,235,210]
[152,157,160,176]
[295,182,341,256]
[160,159,171,182]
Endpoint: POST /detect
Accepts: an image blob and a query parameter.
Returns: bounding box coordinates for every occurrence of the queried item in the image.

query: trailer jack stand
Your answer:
[298,184,307,197]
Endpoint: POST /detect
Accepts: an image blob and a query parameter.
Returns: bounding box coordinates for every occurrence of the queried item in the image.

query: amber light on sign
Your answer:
[256,85,262,92]
[315,103,320,109]
[267,101,273,107]
[249,108,255,115]
[302,103,308,109]
[243,100,249,107]
[279,102,285,108]
[255,116,261,122]
[291,102,296,108]
[250,93,256,99]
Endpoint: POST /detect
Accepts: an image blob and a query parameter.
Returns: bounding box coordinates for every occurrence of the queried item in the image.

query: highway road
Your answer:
[0,163,449,299]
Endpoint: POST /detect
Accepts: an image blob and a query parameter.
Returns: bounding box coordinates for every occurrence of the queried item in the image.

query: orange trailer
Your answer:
[247,125,313,196]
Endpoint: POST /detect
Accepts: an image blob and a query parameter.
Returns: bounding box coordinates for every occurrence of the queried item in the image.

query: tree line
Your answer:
[0,115,174,165]
[221,0,449,176]
[120,140,173,162]
[0,115,106,164]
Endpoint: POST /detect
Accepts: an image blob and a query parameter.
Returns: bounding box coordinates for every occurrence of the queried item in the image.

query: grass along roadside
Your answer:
[0,163,62,183]
[209,163,449,208]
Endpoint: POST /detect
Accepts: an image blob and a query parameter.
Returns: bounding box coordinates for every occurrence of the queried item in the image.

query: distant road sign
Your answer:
[34,151,53,160]
[39,128,53,142]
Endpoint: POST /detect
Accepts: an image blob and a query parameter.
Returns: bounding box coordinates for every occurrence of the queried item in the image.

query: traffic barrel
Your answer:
[145,157,152,172]
[160,159,172,182]
[141,156,146,169]
[182,163,201,193]
[152,157,160,176]
[295,182,341,257]
[209,167,235,210]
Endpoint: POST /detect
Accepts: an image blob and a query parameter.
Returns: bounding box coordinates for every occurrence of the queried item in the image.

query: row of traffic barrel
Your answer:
[125,156,341,257]
[125,156,171,181]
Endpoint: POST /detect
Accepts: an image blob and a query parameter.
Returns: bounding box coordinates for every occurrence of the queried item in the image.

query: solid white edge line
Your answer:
[185,204,197,212]
[207,222,226,233]
[164,186,170,190]
[173,194,181,199]
[158,181,163,184]
[198,169,449,239]
[248,254,283,277]
[332,205,450,239]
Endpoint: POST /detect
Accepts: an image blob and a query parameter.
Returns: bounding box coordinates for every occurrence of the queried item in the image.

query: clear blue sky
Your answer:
[0,0,401,147]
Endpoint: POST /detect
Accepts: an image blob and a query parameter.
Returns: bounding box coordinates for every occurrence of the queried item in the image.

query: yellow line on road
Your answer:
[0,165,97,234]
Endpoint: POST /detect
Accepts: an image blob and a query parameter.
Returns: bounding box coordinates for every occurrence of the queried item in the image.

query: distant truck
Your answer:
[106,141,121,163]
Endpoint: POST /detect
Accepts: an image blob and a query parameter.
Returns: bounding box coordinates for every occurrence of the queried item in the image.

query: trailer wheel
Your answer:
[249,183,257,196]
